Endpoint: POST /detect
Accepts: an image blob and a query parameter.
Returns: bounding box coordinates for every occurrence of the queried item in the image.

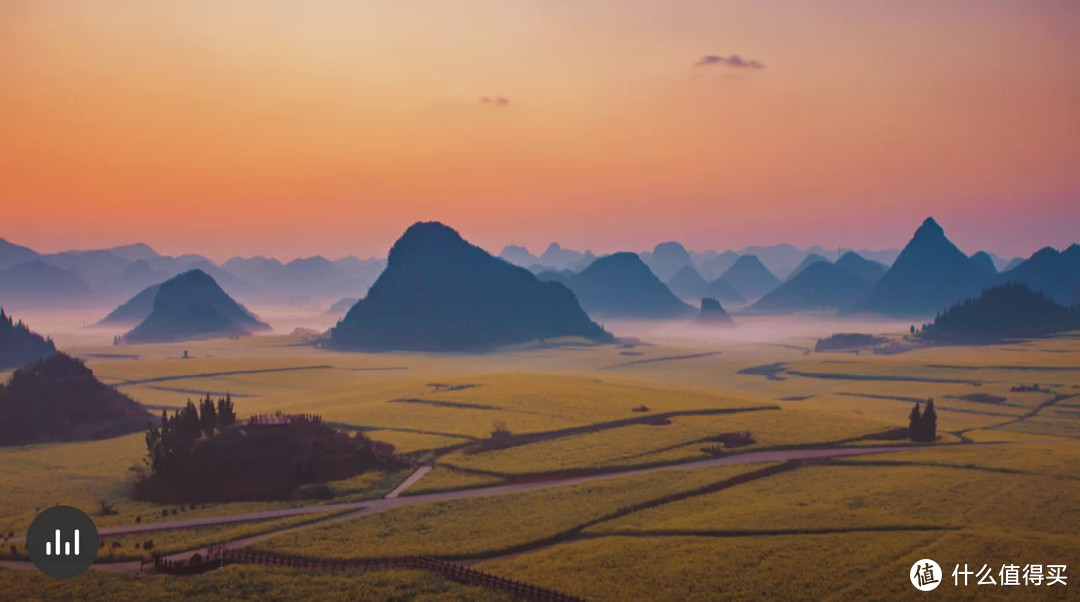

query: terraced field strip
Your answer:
[603,351,723,370]
[115,365,334,386]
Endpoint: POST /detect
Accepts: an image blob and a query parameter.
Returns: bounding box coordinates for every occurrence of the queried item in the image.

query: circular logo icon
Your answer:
[910,558,942,592]
[26,506,99,579]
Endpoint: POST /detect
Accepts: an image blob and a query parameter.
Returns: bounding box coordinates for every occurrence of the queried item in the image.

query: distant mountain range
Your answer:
[751,261,870,313]
[547,252,695,319]
[333,222,612,350]
[122,270,271,343]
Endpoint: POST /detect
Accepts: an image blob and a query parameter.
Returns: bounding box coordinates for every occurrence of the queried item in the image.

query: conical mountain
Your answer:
[970,251,998,276]
[704,277,746,305]
[98,283,161,326]
[786,253,829,281]
[717,255,780,300]
[834,251,887,285]
[123,270,269,343]
[858,218,993,316]
[698,251,740,280]
[1001,244,1080,305]
[647,242,693,281]
[695,298,734,326]
[666,265,708,301]
[562,252,695,319]
[751,262,869,312]
[331,222,611,350]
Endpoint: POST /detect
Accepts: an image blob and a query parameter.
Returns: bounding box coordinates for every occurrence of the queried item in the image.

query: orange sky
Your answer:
[1,0,1078,261]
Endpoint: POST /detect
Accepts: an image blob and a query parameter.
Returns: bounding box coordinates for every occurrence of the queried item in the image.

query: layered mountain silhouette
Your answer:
[0,238,39,271]
[498,245,538,267]
[717,255,780,300]
[98,283,161,326]
[0,260,95,309]
[1000,245,1080,305]
[331,222,611,350]
[857,218,993,316]
[666,265,709,302]
[123,270,270,343]
[326,297,360,315]
[0,309,56,370]
[646,242,694,282]
[834,251,887,285]
[559,252,696,319]
[751,262,869,312]
[0,353,148,445]
[921,282,1079,342]
[786,253,829,281]
[697,251,740,281]
[695,298,734,326]
[704,277,747,305]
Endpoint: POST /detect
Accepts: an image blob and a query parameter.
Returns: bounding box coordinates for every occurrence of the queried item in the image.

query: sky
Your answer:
[1,0,1078,262]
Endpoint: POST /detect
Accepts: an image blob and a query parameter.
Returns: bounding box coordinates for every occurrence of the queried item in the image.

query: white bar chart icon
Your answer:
[45,529,79,556]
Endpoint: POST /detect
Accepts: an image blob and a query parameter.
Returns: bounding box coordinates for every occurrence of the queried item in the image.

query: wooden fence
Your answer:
[198,548,587,602]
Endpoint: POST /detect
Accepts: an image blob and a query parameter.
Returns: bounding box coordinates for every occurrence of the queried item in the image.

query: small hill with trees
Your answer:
[919,282,1080,342]
[134,397,394,503]
[122,270,270,343]
[331,222,612,350]
[0,309,56,370]
[0,353,148,445]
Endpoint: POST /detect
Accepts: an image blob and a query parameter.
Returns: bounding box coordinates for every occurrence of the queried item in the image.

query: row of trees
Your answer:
[908,399,938,442]
[145,393,236,474]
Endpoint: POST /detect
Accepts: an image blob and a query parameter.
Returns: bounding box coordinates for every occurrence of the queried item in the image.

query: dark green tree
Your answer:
[922,398,937,441]
[217,393,236,428]
[176,400,201,440]
[198,394,217,437]
[908,402,923,442]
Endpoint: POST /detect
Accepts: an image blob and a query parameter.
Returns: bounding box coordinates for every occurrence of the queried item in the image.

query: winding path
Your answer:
[0,443,939,574]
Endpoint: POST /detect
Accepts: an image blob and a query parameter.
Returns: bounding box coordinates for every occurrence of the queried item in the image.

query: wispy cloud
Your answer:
[695,55,765,69]
[480,96,510,106]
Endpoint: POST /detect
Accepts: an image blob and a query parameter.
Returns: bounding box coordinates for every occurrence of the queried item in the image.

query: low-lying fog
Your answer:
[12,305,921,351]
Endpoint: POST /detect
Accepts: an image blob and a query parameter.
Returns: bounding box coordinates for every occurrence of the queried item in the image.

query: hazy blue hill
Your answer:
[0,238,39,271]
[1001,244,1080,305]
[326,297,360,315]
[499,245,539,267]
[704,276,746,305]
[0,353,147,445]
[0,309,56,370]
[0,259,95,309]
[666,265,708,301]
[536,269,576,285]
[98,283,161,326]
[786,253,829,280]
[921,282,1079,342]
[107,242,160,263]
[695,298,734,326]
[717,255,781,300]
[331,222,611,351]
[181,259,255,296]
[564,252,696,319]
[222,256,284,286]
[970,251,998,275]
[834,251,887,285]
[735,244,814,278]
[647,242,694,281]
[538,242,588,271]
[751,261,868,312]
[41,249,131,291]
[858,218,993,316]
[697,250,740,280]
[123,270,270,343]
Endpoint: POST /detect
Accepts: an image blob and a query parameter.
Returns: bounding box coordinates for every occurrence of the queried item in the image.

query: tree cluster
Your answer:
[908,399,938,442]
[145,393,235,474]
[0,308,57,371]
